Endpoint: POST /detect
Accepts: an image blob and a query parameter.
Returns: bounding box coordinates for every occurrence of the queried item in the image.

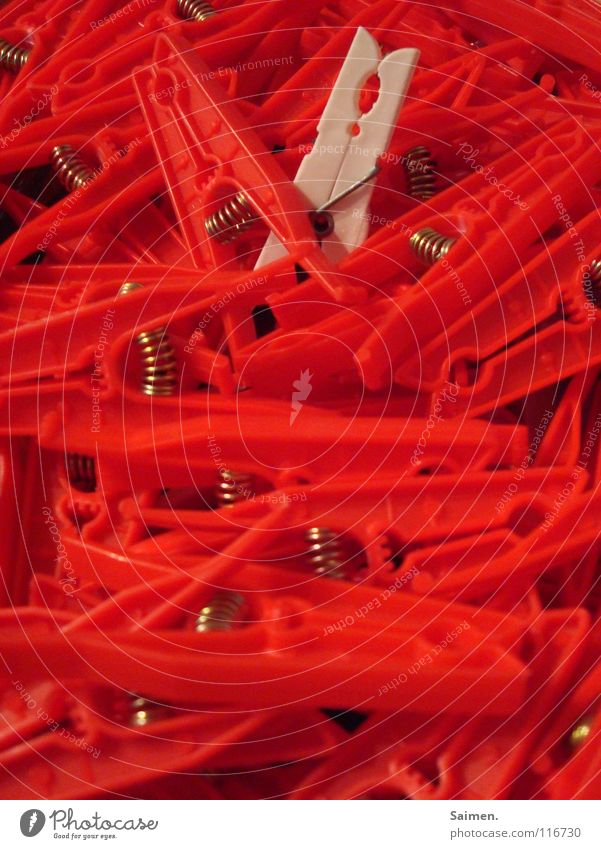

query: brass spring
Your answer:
[569,716,594,750]
[410,226,457,265]
[215,469,254,508]
[129,697,171,727]
[195,591,246,632]
[177,0,216,20]
[305,527,351,580]
[0,38,30,72]
[50,144,94,192]
[205,192,256,243]
[137,327,178,397]
[118,282,178,396]
[404,146,439,200]
[66,453,96,492]
[118,281,143,296]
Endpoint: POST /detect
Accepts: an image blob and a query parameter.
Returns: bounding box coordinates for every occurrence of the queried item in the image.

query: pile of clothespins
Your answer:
[0,0,600,800]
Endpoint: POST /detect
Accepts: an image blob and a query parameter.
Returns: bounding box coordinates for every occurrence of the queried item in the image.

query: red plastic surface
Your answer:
[0,0,600,802]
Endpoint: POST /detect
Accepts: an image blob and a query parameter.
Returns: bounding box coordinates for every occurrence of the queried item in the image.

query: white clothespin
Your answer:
[255,27,419,267]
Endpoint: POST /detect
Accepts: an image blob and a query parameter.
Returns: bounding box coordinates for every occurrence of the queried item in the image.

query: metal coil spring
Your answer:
[305,527,352,580]
[205,192,256,243]
[0,38,30,72]
[50,144,94,192]
[177,0,217,20]
[118,281,143,297]
[137,328,178,397]
[129,697,171,726]
[410,226,457,265]
[66,453,96,492]
[118,282,178,396]
[404,146,439,200]
[215,469,254,508]
[195,591,246,632]
[569,716,593,750]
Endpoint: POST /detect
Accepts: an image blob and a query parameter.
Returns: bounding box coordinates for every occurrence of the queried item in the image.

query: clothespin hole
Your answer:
[295,263,309,283]
[251,304,277,338]
[309,210,334,238]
